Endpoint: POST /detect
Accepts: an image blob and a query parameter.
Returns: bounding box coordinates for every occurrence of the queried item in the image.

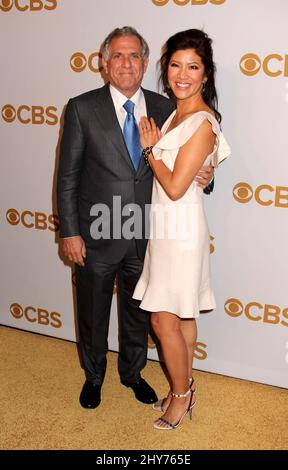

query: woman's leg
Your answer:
[151,311,192,428]
[180,318,197,380]
[151,316,197,411]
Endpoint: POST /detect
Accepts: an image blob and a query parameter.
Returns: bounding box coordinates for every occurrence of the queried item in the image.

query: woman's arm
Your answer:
[140,116,216,201]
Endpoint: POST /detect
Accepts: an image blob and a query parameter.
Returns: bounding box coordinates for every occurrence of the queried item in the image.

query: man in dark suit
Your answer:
[57,27,213,409]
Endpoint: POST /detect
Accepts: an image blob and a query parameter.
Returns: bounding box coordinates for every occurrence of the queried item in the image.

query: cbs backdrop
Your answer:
[1,0,287,388]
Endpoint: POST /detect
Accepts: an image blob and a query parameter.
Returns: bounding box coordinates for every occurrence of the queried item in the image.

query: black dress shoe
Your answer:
[79,380,101,409]
[123,378,158,404]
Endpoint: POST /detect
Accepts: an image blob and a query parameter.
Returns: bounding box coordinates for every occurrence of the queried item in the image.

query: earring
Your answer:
[202,81,206,93]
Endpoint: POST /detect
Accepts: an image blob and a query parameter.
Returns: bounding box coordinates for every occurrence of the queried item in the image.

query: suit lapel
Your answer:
[93,85,135,172]
[144,89,164,125]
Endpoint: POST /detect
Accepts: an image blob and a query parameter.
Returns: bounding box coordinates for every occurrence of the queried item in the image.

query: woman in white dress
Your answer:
[133,29,230,430]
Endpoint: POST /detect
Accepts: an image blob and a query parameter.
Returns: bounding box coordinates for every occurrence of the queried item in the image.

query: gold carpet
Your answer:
[1,325,287,450]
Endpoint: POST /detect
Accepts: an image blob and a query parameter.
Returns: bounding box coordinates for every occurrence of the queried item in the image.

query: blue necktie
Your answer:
[123,100,142,171]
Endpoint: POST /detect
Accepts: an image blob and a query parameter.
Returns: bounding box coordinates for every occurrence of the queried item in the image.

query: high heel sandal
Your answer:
[153,387,195,430]
[152,377,196,412]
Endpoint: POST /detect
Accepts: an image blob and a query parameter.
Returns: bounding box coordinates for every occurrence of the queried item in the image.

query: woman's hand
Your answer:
[139,116,161,149]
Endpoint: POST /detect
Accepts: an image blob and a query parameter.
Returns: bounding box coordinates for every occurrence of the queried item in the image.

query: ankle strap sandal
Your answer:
[171,388,192,398]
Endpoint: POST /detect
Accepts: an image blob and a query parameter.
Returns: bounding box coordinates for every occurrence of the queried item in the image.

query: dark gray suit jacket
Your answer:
[57,84,175,263]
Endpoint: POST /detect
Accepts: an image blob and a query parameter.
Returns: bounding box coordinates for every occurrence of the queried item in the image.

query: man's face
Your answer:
[102,35,148,98]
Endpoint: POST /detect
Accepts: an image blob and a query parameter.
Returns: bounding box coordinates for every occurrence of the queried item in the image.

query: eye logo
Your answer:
[70,52,87,73]
[240,54,261,76]
[233,182,253,204]
[70,52,103,74]
[6,208,20,225]
[2,104,16,123]
[10,303,23,319]
[0,0,13,11]
[224,298,244,318]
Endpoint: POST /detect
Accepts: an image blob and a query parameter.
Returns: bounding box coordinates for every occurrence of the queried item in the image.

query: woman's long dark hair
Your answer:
[159,29,221,123]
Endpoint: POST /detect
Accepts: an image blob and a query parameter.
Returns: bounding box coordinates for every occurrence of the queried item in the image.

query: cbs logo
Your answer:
[152,0,225,6]
[1,104,58,125]
[233,183,288,208]
[224,298,288,328]
[70,52,103,74]
[240,53,288,77]
[10,303,62,328]
[6,208,59,232]
[0,0,57,11]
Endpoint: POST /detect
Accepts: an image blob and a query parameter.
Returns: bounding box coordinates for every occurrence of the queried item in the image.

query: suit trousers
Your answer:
[75,239,149,385]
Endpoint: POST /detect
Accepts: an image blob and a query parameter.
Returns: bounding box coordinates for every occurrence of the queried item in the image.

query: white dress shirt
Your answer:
[109,85,147,131]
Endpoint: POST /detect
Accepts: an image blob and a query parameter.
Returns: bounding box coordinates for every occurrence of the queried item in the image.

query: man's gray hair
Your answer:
[101,26,150,61]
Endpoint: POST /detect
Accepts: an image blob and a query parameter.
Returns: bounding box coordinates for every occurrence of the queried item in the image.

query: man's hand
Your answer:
[61,236,86,266]
[195,164,214,189]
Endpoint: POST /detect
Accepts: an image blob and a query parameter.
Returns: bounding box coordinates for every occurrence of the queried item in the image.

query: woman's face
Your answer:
[167,48,207,102]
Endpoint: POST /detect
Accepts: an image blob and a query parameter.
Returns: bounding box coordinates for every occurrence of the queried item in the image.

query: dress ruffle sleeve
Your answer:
[152,111,231,166]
